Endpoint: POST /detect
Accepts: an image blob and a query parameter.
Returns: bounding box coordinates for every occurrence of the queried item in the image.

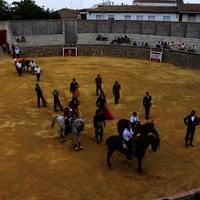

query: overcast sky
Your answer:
[6,0,200,10]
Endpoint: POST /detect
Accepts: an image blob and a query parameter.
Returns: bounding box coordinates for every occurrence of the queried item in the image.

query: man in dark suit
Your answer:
[112,81,121,104]
[95,74,103,96]
[96,92,106,114]
[70,78,78,96]
[184,110,199,147]
[35,84,47,108]
[143,92,152,120]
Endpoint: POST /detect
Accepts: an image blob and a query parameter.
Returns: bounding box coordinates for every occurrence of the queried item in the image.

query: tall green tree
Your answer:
[0,0,11,20]
[10,0,60,20]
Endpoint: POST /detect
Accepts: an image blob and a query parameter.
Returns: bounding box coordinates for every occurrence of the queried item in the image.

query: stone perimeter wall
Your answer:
[20,44,200,70]
[20,45,63,57]
[77,45,200,69]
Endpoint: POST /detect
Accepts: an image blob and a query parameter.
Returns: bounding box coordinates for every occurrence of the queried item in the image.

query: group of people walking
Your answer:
[15,57,42,81]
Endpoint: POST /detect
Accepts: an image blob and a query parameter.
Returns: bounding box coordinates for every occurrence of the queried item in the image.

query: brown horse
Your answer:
[117,119,159,138]
[106,119,160,174]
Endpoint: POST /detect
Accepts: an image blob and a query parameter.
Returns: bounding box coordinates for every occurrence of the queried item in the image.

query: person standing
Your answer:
[34,66,42,82]
[2,43,7,53]
[112,81,121,104]
[96,92,106,114]
[93,109,106,143]
[184,110,199,147]
[52,88,63,112]
[14,47,20,58]
[143,92,152,120]
[35,84,47,108]
[16,60,23,76]
[70,78,79,97]
[95,74,103,96]
[29,60,36,75]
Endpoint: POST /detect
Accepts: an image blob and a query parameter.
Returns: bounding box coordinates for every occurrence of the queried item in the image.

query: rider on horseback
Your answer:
[122,121,135,160]
[64,102,76,135]
[130,111,141,133]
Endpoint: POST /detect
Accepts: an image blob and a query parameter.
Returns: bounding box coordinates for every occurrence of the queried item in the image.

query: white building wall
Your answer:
[182,14,200,22]
[132,2,177,6]
[87,12,179,21]
[196,14,200,22]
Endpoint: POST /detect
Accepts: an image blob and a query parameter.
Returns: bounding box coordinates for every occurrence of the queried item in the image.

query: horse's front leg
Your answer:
[78,132,83,150]
[137,157,143,175]
[73,133,79,151]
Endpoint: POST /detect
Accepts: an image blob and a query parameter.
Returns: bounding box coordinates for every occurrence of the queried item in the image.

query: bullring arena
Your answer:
[1,46,200,200]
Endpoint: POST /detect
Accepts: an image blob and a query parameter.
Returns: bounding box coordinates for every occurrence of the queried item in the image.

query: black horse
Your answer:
[106,119,160,174]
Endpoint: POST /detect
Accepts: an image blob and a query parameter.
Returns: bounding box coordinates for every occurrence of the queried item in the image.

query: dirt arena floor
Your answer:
[1,49,200,200]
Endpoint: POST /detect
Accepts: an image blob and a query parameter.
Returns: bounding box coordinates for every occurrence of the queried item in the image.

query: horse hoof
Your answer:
[75,147,79,151]
[79,146,83,150]
[61,140,64,143]
[138,169,143,175]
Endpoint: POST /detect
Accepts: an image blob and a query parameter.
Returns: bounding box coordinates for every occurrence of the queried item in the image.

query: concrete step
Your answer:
[77,33,200,51]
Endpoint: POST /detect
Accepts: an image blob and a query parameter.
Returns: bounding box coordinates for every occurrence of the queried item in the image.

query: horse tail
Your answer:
[51,115,59,128]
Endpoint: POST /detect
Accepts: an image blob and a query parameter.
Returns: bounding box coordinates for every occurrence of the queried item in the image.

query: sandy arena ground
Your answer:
[0,49,200,200]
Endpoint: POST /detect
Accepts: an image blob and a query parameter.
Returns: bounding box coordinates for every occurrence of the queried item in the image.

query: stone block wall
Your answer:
[77,44,200,69]
[19,45,63,57]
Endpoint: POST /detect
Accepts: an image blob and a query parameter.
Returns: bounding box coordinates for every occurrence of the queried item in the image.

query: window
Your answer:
[96,15,102,20]
[108,15,114,20]
[148,16,155,21]
[163,16,170,21]
[136,15,143,20]
[125,15,131,20]
[188,14,196,22]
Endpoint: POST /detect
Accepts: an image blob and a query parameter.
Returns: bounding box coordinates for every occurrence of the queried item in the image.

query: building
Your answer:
[79,0,200,22]
[58,8,80,20]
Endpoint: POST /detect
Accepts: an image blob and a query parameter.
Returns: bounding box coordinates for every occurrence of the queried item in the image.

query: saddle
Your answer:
[121,139,137,155]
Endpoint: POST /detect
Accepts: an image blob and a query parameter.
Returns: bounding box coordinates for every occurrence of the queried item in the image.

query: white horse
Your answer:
[51,115,86,151]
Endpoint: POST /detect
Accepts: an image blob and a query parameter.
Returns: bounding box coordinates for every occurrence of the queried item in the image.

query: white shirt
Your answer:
[123,128,134,141]
[130,116,139,123]
[29,62,36,68]
[15,49,20,54]
[34,67,42,74]
[17,62,22,68]
[191,116,195,121]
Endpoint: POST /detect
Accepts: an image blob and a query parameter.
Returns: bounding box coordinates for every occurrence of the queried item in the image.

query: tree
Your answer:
[0,0,11,20]
[10,0,60,20]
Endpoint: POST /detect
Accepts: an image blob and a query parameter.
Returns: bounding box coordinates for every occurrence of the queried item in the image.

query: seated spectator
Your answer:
[156,41,161,48]
[133,41,137,46]
[170,41,175,49]
[188,46,197,52]
[191,46,197,52]
[21,36,26,42]
[178,43,186,51]
[113,36,117,41]
[124,35,130,44]
[102,34,108,41]
[16,36,20,43]
[163,42,168,48]
[160,41,164,48]
[96,34,101,41]
[145,42,148,47]
[141,42,144,47]
[137,42,141,47]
